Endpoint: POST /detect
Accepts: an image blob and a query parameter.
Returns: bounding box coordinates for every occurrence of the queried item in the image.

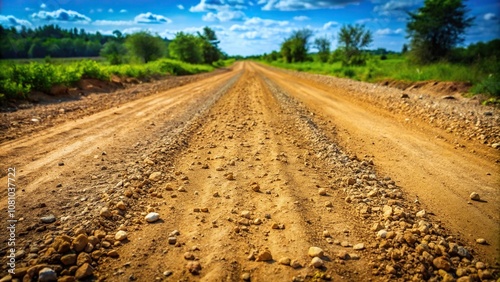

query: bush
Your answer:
[471,74,500,97]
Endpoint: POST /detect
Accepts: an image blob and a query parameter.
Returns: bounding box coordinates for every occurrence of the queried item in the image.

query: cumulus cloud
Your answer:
[260,0,360,11]
[134,12,172,24]
[373,0,420,16]
[202,10,246,22]
[93,20,134,26]
[108,9,114,13]
[484,13,497,21]
[293,15,310,21]
[40,3,47,9]
[375,28,403,36]
[323,21,339,29]
[25,7,32,12]
[0,15,33,28]
[177,4,185,10]
[31,9,91,22]
[120,9,127,13]
[245,17,289,26]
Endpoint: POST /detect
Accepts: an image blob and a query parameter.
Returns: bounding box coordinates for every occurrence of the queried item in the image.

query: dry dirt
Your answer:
[0,61,498,282]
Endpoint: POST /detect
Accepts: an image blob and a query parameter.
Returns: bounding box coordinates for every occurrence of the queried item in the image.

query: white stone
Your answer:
[145,212,160,223]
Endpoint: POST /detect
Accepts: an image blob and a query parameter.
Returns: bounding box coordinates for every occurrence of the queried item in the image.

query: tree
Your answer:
[401,43,409,54]
[280,28,313,63]
[126,31,166,63]
[313,36,331,63]
[197,27,221,64]
[100,41,127,65]
[168,32,203,64]
[337,24,372,66]
[406,0,474,63]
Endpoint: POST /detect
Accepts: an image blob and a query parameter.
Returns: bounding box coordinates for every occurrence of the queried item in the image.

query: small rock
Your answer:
[377,230,387,238]
[38,268,57,282]
[241,210,251,219]
[75,263,93,279]
[337,250,349,260]
[149,172,162,181]
[163,271,173,277]
[241,272,251,281]
[401,93,409,99]
[433,256,451,271]
[251,182,260,192]
[61,254,77,266]
[290,260,302,269]
[186,261,202,275]
[115,230,128,241]
[318,188,327,196]
[353,243,365,250]
[72,234,89,253]
[310,257,324,268]
[279,257,291,265]
[371,222,384,231]
[108,250,119,258]
[256,250,273,262]
[492,143,500,149]
[168,237,177,245]
[308,247,324,258]
[476,238,487,245]
[145,212,160,223]
[100,207,112,218]
[41,215,56,224]
[416,210,426,217]
[116,201,127,211]
[469,192,480,201]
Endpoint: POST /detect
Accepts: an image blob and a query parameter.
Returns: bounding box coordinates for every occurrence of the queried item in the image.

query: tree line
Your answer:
[260,0,499,66]
[0,24,226,66]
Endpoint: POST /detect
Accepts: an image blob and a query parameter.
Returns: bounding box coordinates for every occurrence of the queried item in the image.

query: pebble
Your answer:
[377,230,387,238]
[75,263,94,279]
[163,271,173,277]
[290,260,302,269]
[476,238,487,244]
[469,192,480,201]
[115,230,128,241]
[38,268,57,282]
[149,172,162,181]
[241,273,251,281]
[72,234,89,252]
[279,257,291,265]
[416,210,426,217]
[433,256,451,271]
[168,237,177,245]
[40,215,56,224]
[308,247,324,258]
[186,261,202,274]
[145,212,160,223]
[116,201,127,211]
[310,257,324,268]
[256,250,273,261]
[318,188,327,196]
[353,243,365,250]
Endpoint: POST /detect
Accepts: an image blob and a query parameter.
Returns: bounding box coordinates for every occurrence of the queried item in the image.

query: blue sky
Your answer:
[1,0,499,56]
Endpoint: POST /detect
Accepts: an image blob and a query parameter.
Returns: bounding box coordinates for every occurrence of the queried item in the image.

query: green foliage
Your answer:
[313,36,331,63]
[100,41,127,65]
[126,32,167,63]
[407,0,474,64]
[338,24,373,66]
[280,29,313,63]
[471,74,500,97]
[168,32,204,64]
[197,27,222,64]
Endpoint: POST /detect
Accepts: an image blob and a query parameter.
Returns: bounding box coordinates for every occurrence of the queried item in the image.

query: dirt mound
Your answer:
[379,79,472,97]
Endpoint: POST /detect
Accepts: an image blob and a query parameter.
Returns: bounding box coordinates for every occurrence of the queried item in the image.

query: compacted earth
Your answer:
[0,62,498,281]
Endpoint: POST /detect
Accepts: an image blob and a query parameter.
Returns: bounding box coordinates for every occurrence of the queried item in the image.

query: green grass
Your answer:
[261,55,499,97]
[0,58,216,101]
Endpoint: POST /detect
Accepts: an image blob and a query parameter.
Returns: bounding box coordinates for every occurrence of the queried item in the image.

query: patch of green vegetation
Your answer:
[0,58,216,102]
[260,53,499,98]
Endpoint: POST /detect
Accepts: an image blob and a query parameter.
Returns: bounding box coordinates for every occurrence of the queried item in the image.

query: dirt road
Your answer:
[0,62,498,281]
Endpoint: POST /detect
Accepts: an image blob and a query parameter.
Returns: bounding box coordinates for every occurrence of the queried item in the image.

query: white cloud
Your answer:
[293,15,310,21]
[484,13,497,21]
[108,9,114,13]
[120,9,127,13]
[25,7,32,12]
[31,9,91,22]
[0,15,33,28]
[260,0,360,11]
[190,0,247,12]
[134,12,172,24]
[323,21,339,29]
[40,3,47,9]
[93,20,134,26]
[177,4,185,10]
[373,0,420,16]
[202,10,246,22]
[245,17,289,26]
[375,28,403,36]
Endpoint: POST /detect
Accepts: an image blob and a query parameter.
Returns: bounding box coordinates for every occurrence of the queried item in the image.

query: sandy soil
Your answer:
[0,62,498,281]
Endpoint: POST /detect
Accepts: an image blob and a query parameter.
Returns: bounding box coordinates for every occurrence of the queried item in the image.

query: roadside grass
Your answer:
[0,58,229,102]
[261,55,499,99]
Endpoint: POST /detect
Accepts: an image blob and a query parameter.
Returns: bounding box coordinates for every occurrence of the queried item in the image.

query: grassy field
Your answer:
[262,54,499,98]
[0,58,234,102]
